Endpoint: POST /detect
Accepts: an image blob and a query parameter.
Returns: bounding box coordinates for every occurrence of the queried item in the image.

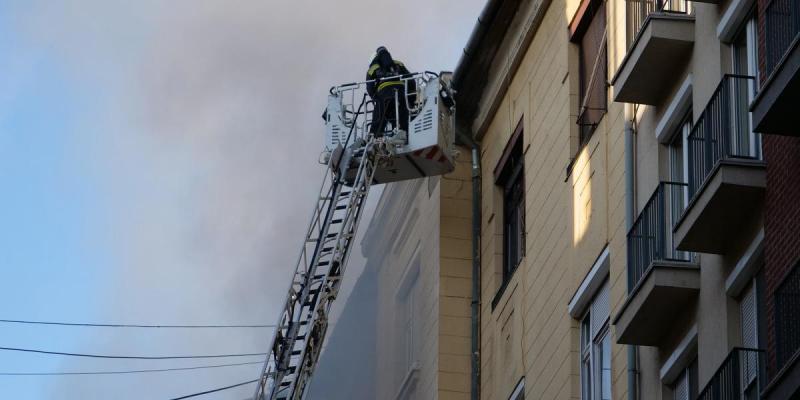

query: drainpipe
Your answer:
[624,120,639,400]
[470,143,482,400]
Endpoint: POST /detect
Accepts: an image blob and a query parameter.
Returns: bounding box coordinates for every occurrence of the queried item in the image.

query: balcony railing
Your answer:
[687,75,759,198]
[697,348,764,400]
[627,181,691,292]
[626,0,692,49]
[775,263,800,375]
[765,0,800,77]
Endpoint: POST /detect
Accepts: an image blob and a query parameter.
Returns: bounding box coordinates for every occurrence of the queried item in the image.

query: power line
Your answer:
[0,319,275,329]
[0,361,263,376]
[0,346,267,360]
[168,379,258,400]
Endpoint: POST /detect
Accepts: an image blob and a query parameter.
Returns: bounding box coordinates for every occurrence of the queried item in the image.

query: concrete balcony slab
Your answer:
[612,14,694,105]
[674,160,765,254]
[752,39,800,136]
[613,260,700,346]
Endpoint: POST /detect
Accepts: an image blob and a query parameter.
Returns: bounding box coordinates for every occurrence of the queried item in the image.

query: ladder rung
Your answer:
[331,219,343,224]
[335,205,347,210]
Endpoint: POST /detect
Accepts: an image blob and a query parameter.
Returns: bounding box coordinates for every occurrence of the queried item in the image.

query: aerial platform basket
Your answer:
[324,71,456,185]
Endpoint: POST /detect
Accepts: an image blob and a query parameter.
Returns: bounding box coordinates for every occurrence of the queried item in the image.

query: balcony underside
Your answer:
[613,15,695,105]
[613,261,699,346]
[752,39,800,136]
[674,161,765,254]
[763,351,800,400]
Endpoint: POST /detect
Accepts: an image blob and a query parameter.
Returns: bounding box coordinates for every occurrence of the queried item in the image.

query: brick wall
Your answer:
[763,134,800,377]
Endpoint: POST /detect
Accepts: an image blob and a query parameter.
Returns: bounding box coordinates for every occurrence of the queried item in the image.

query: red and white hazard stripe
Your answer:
[412,146,449,163]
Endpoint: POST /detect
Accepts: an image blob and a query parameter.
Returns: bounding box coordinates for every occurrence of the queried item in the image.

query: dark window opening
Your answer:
[497,129,525,283]
[575,0,608,147]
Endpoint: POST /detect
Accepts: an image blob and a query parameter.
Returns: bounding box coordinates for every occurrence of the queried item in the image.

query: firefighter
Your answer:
[366,46,415,145]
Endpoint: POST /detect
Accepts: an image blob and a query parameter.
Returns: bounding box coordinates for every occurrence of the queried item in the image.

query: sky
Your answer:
[0,1,485,399]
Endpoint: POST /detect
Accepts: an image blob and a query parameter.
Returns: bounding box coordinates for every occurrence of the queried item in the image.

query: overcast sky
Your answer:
[0,1,484,399]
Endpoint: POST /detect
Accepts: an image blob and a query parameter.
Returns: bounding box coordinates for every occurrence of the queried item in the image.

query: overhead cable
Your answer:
[0,319,275,329]
[0,361,263,376]
[0,346,267,360]
[168,379,258,400]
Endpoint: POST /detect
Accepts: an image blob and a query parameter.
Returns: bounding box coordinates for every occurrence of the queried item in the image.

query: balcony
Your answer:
[751,0,800,136]
[697,348,764,400]
[762,264,800,400]
[673,75,765,254]
[613,182,699,346]
[612,0,694,105]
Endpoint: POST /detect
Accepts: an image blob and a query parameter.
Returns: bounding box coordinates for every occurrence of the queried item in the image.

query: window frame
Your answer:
[572,0,609,147]
[669,358,698,400]
[395,252,421,385]
[579,280,611,400]
[508,377,525,400]
[667,111,692,187]
[730,8,762,160]
[492,119,525,309]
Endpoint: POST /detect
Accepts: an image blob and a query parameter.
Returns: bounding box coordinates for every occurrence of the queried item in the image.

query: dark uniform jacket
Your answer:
[365,57,415,99]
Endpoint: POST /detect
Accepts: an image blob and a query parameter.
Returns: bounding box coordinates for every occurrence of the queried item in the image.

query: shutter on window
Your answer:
[740,283,758,384]
[590,280,610,340]
[673,371,689,400]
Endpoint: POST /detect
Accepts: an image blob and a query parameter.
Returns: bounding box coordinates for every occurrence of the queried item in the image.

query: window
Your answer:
[740,272,765,400]
[495,121,525,285]
[732,9,759,82]
[670,358,698,400]
[395,255,421,390]
[668,111,692,186]
[575,0,608,146]
[509,378,524,400]
[731,10,761,159]
[580,280,611,400]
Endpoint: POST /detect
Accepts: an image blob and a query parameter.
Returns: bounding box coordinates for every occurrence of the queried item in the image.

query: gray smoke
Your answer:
[10,0,483,398]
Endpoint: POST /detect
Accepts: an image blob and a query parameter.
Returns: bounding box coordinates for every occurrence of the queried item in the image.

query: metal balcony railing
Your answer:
[775,263,800,375]
[627,182,691,292]
[697,348,764,400]
[626,0,692,50]
[765,0,800,78]
[687,75,759,198]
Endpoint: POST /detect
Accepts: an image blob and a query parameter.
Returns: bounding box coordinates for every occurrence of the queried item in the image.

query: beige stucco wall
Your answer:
[474,0,628,399]
[365,148,473,400]
[467,0,768,397]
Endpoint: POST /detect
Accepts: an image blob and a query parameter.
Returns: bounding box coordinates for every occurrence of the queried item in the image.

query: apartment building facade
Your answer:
[454,0,800,400]
[308,152,475,400]
[312,0,799,398]
[453,0,630,398]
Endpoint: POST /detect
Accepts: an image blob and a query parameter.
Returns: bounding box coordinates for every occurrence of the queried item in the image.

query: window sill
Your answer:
[393,362,420,400]
[491,262,522,311]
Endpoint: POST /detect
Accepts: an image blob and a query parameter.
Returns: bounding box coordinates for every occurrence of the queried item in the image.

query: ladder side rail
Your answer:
[286,141,381,400]
[268,177,348,396]
[261,94,372,399]
[253,88,366,400]
[296,160,379,400]
[265,138,381,398]
[253,163,342,400]
[278,149,375,399]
